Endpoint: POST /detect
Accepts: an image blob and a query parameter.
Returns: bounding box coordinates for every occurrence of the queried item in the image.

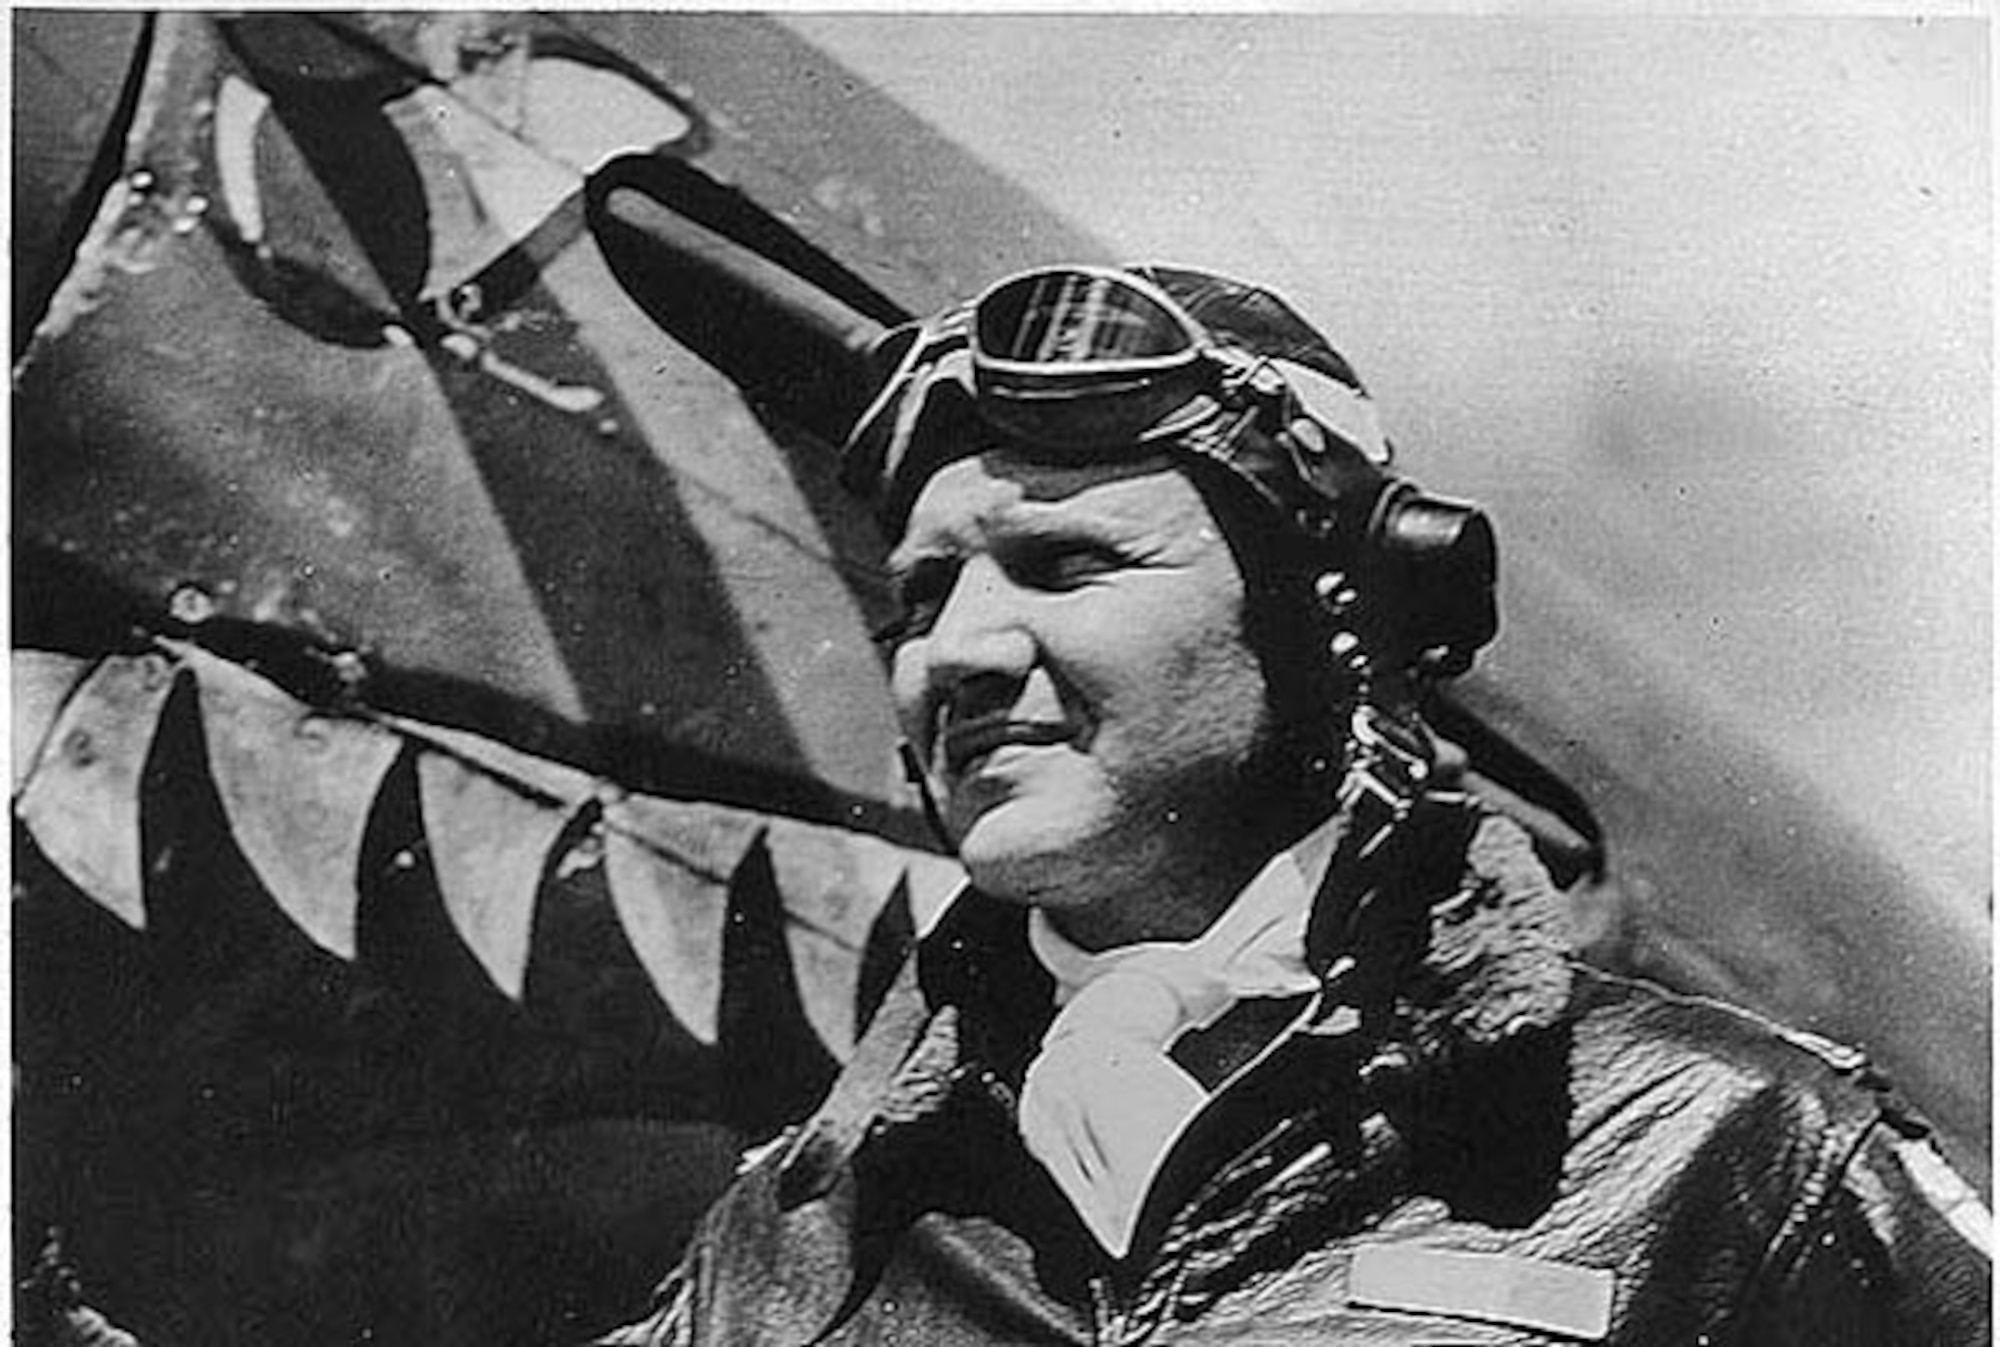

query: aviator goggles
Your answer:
[967,265,1239,452]
[844,264,1394,505]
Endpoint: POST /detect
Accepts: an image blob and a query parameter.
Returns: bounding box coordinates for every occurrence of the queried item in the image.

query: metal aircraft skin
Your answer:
[11,12,1988,1344]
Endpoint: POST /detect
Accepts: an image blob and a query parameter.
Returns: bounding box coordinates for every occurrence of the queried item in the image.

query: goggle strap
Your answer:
[845,311,975,485]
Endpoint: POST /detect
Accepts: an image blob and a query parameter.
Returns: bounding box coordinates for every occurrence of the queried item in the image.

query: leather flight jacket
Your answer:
[603,810,1990,1345]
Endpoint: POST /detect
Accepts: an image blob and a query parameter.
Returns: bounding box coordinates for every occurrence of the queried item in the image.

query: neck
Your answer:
[1039,805,1331,952]
[1041,869,1244,952]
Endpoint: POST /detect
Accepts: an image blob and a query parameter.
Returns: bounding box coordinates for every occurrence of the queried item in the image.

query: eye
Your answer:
[877,556,960,644]
[1008,539,1126,592]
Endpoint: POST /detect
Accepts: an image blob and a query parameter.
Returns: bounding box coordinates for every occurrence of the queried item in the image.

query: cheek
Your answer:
[1163,634,1270,746]
[1082,594,1269,745]
[1156,572,1260,686]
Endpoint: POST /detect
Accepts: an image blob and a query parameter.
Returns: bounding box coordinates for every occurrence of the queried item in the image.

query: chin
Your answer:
[949,798,1108,910]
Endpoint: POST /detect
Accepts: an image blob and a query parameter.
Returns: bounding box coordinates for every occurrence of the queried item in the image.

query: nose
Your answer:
[919,555,1036,692]
[895,557,1037,749]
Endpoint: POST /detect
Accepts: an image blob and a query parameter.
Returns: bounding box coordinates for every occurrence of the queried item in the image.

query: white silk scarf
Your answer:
[1017,821,1338,1257]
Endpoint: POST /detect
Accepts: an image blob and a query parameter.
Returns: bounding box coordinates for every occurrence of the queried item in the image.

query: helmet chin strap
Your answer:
[1301,698,1472,1060]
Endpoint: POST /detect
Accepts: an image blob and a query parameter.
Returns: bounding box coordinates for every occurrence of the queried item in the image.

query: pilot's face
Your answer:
[888,450,1276,947]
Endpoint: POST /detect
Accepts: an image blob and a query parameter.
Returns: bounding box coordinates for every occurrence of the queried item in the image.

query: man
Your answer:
[606,265,1989,1344]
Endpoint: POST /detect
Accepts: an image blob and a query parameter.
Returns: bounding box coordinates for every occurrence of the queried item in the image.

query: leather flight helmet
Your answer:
[842,262,1498,682]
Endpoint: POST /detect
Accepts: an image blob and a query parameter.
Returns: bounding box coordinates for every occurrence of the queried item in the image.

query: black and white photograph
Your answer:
[10,10,1992,1344]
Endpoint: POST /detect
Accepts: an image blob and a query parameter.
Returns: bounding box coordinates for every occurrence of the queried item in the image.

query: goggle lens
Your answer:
[974,269,1199,369]
[965,266,1218,450]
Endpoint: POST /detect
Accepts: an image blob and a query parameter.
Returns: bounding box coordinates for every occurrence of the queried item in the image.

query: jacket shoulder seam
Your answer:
[1567,961,1876,1077]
